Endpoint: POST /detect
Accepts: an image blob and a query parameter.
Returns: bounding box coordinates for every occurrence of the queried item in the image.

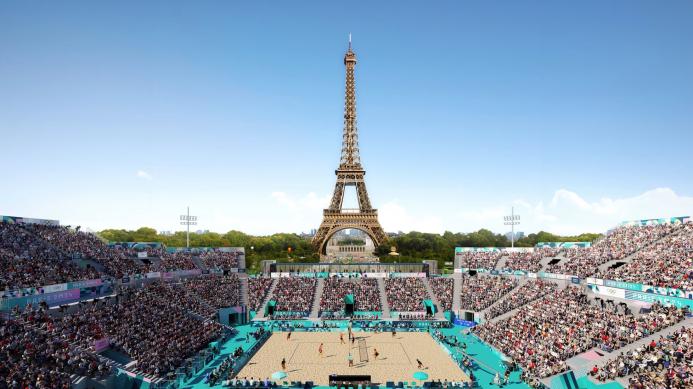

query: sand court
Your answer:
[237,331,469,385]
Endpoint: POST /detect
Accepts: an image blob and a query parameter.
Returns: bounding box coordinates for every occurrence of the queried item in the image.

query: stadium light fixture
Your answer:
[179,206,198,248]
[503,206,521,248]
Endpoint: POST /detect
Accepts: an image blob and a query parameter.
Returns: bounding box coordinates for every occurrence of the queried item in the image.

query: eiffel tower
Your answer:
[313,38,387,258]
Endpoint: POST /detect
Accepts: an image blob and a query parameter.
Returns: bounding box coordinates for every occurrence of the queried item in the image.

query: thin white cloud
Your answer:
[56,187,693,236]
[380,200,444,233]
[460,187,693,235]
[136,170,152,180]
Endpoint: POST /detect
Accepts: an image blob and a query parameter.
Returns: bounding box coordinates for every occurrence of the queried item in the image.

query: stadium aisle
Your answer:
[439,327,529,389]
[182,325,260,388]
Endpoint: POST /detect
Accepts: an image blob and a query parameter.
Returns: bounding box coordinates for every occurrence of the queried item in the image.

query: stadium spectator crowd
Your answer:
[0,223,100,291]
[158,252,197,271]
[484,280,558,320]
[385,277,429,312]
[319,277,381,313]
[597,222,693,291]
[182,275,241,311]
[459,275,517,312]
[430,277,453,311]
[503,248,560,272]
[28,224,143,277]
[272,277,316,313]
[593,326,692,388]
[199,250,240,270]
[62,283,223,377]
[145,281,219,319]
[1,302,111,388]
[473,287,688,379]
[455,250,503,270]
[548,223,682,278]
[249,277,274,311]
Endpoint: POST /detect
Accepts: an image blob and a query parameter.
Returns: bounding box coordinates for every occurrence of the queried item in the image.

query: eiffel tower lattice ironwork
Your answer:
[313,38,387,256]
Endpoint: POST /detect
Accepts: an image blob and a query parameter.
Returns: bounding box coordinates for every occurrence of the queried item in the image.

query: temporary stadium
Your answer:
[2,6,693,389]
[2,214,692,389]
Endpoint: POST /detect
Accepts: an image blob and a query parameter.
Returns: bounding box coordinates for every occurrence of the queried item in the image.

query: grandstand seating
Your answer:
[0,223,100,290]
[473,286,688,379]
[456,250,503,270]
[547,223,682,278]
[430,277,453,311]
[485,279,558,319]
[593,326,692,387]
[503,248,560,272]
[28,224,146,277]
[1,305,111,387]
[319,277,381,313]
[248,276,273,311]
[272,277,316,313]
[459,275,517,311]
[596,222,693,290]
[1,217,692,388]
[199,250,240,270]
[385,277,428,312]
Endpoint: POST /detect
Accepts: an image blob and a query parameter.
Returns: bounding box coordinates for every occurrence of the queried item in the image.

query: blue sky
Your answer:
[1,1,692,235]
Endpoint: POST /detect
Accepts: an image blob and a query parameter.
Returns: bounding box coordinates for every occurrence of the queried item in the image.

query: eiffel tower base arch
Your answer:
[313,211,387,259]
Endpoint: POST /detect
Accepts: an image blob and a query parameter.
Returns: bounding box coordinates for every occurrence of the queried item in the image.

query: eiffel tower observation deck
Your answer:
[312,37,387,260]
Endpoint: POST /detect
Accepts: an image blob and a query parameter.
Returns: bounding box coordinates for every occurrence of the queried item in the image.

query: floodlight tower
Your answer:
[504,207,521,248]
[179,206,198,248]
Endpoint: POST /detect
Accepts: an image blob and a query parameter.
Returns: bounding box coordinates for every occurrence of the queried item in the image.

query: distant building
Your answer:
[505,231,525,241]
[195,229,210,234]
[160,230,173,236]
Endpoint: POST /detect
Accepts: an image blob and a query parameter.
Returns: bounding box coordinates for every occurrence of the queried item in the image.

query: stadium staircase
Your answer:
[192,255,206,270]
[422,277,446,319]
[254,278,278,319]
[309,278,325,318]
[239,273,249,307]
[479,276,529,321]
[539,253,561,271]
[484,280,567,324]
[494,254,509,270]
[451,273,462,314]
[376,278,391,319]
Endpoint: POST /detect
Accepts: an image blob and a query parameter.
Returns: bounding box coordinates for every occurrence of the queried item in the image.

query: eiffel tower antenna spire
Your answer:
[340,34,361,170]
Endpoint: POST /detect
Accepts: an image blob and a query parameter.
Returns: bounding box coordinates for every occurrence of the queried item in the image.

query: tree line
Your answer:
[99,227,599,272]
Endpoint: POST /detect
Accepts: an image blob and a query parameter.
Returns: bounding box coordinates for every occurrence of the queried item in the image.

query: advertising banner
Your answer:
[619,216,690,227]
[390,272,426,278]
[504,248,534,253]
[624,291,693,309]
[536,242,591,249]
[1,215,59,225]
[67,279,103,289]
[42,283,69,293]
[587,284,626,299]
[94,338,110,352]
[0,288,81,310]
[455,247,502,253]
[604,280,642,291]
[361,272,388,278]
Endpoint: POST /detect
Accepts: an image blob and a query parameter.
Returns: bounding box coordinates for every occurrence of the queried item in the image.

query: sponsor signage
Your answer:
[0,288,81,310]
